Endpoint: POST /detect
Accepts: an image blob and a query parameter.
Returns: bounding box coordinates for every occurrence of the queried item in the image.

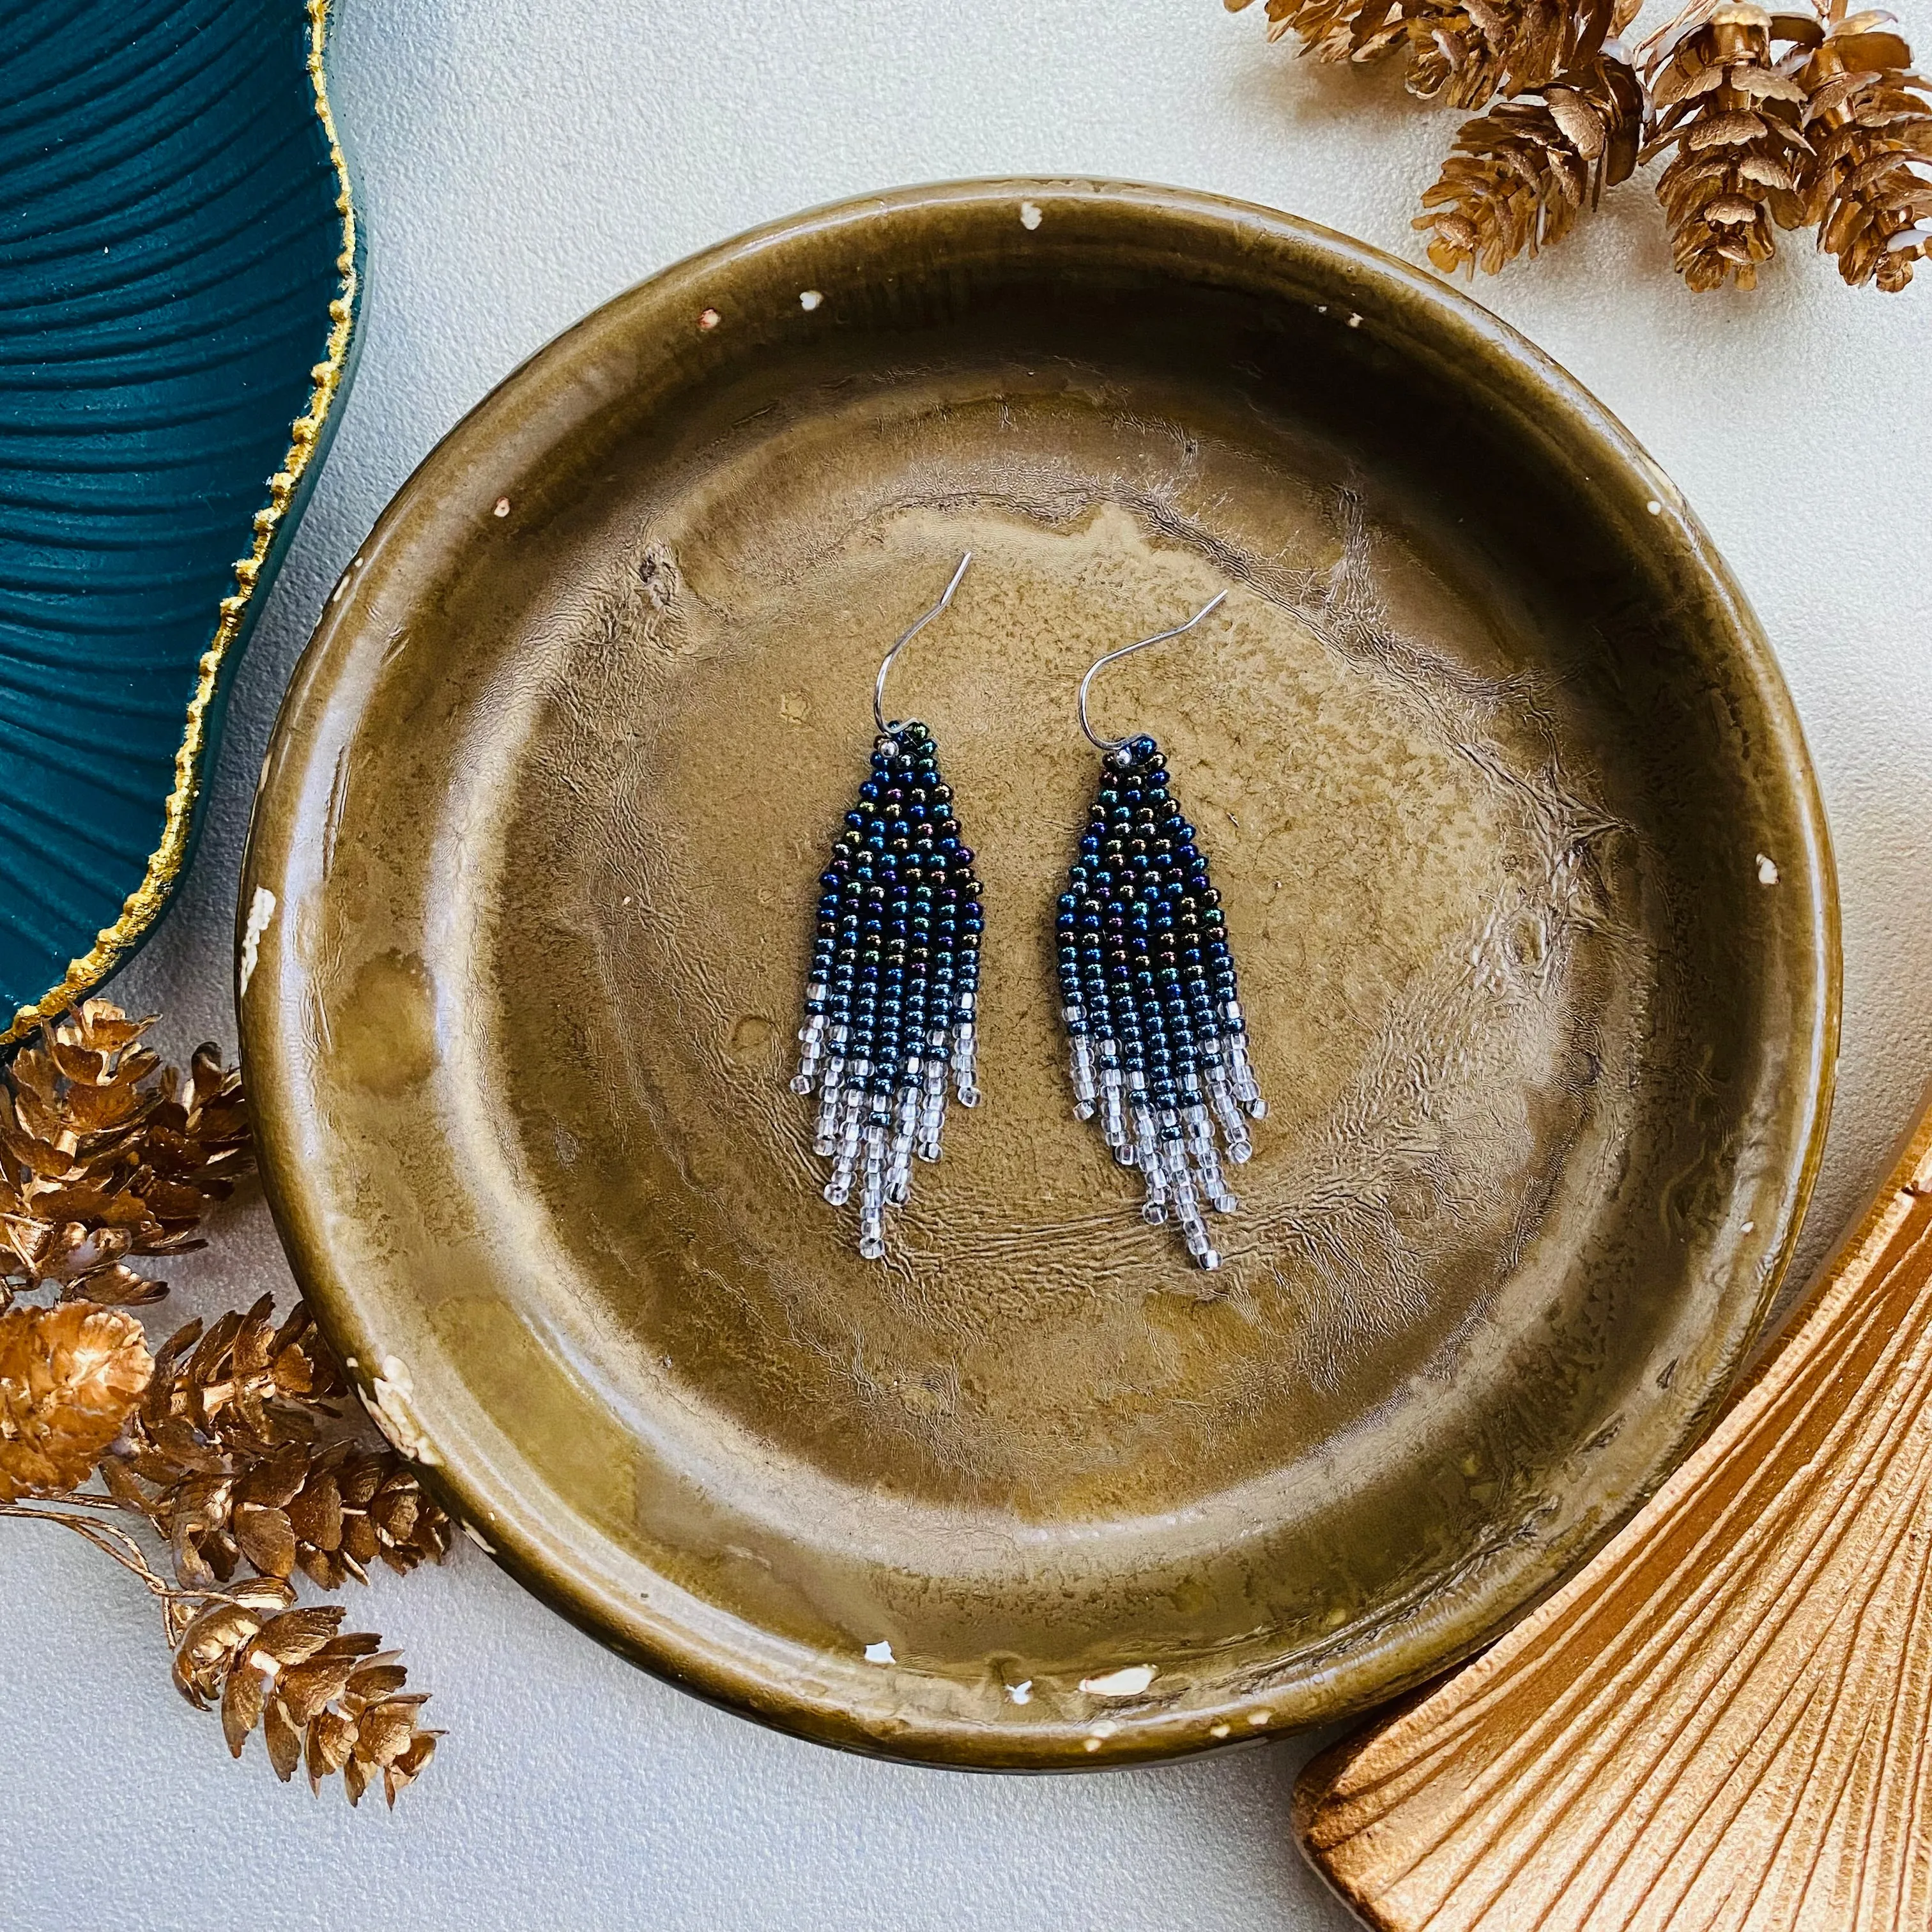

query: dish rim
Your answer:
[238,176,1841,1769]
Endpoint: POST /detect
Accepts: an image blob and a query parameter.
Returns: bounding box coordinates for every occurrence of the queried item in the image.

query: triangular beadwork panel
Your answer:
[1056,733,1263,1268]
[792,719,983,1257]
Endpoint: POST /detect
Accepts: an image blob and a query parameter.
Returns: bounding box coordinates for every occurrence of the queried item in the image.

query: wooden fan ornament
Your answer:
[1296,1098,1932,1929]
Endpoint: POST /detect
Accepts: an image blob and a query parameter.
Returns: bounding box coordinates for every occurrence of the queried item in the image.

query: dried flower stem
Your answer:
[7,1495,441,1802]
[1233,0,1932,292]
[1,1499,241,1639]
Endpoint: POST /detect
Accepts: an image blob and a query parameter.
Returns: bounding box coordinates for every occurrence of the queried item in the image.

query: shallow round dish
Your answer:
[240,180,1837,1769]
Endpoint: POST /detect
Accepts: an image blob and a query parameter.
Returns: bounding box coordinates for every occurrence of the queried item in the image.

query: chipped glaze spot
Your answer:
[493,496,510,518]
[238,886,276,996]
[363,1353,439,1464]
[1081,1664,1157,1697]
[799,289,824,310]
[1019,201,1043,230]
[1757,854,1780,885]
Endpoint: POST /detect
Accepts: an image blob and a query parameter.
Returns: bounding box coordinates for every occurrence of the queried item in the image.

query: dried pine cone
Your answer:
[172,1582,439,1804]
[1798,4,1932,288]
[105,1294,451,1590]
[1227,0,1641,109]
[1641,1,1823,289]
[0,1301,153,1499]
[1418,47,1645,269]
[0,1001,250,1309]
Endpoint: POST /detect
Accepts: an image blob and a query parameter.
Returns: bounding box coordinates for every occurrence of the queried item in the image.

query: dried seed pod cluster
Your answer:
[1233,0,1932,292]
[104,1294,453,1590]
[172,1579,439,1806]
[0,1300,151,1500]
[1227,0,1641,107]
[0,1000,250,1310]
[1418,49,1646,269]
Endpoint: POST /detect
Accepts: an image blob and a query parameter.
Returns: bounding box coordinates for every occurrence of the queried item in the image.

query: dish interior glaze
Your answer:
[241,181,1837,1769]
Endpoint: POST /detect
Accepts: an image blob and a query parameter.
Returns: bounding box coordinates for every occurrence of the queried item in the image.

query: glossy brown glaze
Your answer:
[238,181,1838,1768]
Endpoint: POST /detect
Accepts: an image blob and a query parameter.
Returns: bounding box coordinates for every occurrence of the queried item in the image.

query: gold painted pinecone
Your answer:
[0,1301,152,1500]
[1798,4,1932,288]
[172,1579,440,1805]
[0,1001,250,1308]
[103,1296,452,1589]
[1417,48,1646,270]
[1642,1,1820,289]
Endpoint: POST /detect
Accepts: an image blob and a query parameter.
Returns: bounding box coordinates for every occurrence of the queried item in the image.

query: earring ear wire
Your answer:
[875,552,971,734]
[1076,590,1227,753]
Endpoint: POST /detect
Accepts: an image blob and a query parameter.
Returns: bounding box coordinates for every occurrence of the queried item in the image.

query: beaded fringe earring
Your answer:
[792,556,983,1260]
[1055,592,1264,1269]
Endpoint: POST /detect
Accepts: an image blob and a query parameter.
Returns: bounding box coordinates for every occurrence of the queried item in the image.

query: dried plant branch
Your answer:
[1798,3,1932,286]
[1227,0,1643,110]
[0,1497,193,1603]
[1417,47,1646,268]
[0,1000,250,1312]
[4,1292,449,1803]
[0,1002,446,1801]
[9,1503,438,1805]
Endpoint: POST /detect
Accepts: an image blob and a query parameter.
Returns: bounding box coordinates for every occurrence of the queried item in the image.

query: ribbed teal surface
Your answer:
[0,0,356,1020]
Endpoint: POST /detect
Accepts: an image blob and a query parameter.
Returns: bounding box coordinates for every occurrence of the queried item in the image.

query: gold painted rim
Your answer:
[4,0,360,1046]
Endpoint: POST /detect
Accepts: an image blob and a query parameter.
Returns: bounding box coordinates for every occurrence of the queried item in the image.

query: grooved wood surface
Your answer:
[1297,1104,1932,1930]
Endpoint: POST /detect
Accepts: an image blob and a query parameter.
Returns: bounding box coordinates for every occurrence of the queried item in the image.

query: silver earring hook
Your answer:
[874,552,972,735]
[1077,590,1229,753]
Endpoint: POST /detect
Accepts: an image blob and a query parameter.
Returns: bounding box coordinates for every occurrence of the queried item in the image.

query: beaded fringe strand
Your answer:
[1057,733,1262,1269]
[793,720,982,1259]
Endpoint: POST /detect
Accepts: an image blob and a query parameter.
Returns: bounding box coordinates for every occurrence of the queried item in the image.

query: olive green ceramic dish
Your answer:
[240,181,1837,1769]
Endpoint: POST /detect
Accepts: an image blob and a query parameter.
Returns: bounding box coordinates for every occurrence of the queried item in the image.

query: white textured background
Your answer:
[6,1,1932,1925]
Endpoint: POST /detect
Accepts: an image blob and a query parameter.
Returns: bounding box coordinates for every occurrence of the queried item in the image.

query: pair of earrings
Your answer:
[788,555,1264,1269]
